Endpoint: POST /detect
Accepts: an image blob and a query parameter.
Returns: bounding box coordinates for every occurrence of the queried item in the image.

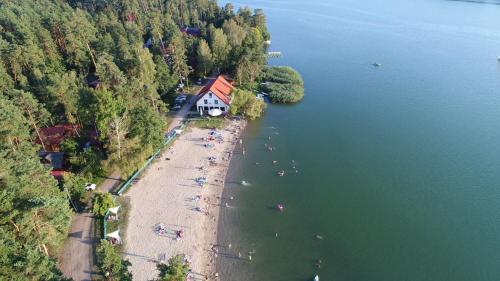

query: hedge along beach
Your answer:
[124,119,245,281]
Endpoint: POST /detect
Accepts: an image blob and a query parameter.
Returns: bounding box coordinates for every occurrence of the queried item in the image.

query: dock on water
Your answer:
[267,51,282,58]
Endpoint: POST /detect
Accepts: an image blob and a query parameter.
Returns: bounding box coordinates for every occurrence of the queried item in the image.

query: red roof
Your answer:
[197,75,234,105]
[50,170,65,179]
[36,125,78,148]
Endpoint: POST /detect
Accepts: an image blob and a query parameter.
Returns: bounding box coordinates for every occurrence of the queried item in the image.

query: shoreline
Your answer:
[123,118,246,280]
[215,136,247,281]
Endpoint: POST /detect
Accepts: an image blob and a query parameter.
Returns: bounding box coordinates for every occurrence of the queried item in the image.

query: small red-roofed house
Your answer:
[196,75,234,114]
[35,124,78,152]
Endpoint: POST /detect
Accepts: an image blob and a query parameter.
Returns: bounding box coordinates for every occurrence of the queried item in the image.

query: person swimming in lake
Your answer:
[276,203,284,211]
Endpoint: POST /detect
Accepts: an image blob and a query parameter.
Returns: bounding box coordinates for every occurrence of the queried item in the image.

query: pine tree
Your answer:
[196,39,213,77]
[208,26,230,71]
[168,34,192,84]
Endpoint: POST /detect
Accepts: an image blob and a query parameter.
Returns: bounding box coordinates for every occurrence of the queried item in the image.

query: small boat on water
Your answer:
[314,275,319,281]
[372,62,382,67]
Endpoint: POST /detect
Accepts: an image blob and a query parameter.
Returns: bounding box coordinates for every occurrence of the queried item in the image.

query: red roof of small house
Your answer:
[50,170,65,179]
[36,125,78,149]
[196,75,234,105]
[126,12,136,22]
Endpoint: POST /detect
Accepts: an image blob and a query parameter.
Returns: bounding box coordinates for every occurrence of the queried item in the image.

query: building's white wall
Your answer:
[196,91,230,112]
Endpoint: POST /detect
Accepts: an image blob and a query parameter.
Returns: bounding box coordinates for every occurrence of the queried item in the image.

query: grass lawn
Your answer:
[190,117,226,129]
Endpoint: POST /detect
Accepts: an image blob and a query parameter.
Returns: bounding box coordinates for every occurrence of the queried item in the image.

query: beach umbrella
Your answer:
[208,108,222,117]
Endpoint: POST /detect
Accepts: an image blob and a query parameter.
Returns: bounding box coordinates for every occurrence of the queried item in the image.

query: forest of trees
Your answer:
[0,0,270,279]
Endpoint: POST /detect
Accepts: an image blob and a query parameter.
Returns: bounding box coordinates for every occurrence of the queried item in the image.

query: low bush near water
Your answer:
[261,66,304,103]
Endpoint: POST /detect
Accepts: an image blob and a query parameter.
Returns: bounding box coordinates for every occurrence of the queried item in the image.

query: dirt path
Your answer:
[58,171,121,281]
[59,212,96,281]
[167,95,197,132]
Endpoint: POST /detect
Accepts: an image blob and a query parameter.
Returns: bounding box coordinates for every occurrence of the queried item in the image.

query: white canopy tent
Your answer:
[208,108,222,117]
[108,206,120,220]
[106,230,121,244]
[108,206,120,214]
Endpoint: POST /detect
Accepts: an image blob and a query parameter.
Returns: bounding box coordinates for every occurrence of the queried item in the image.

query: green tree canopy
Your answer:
[196,39,213,77]
[96,240,132,281]
[156,255,189,281]
[92,192,114,217]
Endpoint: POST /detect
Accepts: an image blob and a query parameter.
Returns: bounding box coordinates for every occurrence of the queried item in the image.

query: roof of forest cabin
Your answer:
[87,79,101,88]
[180,27,200,36]
[50,170,65,179]
[36,125,77,148]
[39,151,65,169]
[196,75,234,105]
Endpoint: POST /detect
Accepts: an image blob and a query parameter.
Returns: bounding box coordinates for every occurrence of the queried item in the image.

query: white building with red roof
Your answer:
[196,75,234,114]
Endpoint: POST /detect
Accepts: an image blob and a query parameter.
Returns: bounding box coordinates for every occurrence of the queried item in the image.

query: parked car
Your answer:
[85,183,96,191]
[175,94,187,103]
[172,104,182,111]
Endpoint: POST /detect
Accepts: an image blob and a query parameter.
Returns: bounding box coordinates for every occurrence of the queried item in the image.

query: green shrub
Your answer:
[62,173,88,206]
[230,89,266,119]
[60,138,78,156]
[157,255,189,281]
[92,192,114,217]
[96,240,132,281]
[70,148,105,178]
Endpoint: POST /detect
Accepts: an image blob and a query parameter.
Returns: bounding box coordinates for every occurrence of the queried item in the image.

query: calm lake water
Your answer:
[216,0,500,280]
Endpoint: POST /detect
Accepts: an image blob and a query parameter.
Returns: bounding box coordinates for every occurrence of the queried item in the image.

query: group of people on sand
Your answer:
[154,224,185,242]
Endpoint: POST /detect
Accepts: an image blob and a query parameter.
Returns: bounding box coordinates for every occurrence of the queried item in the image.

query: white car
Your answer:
[85,183,96,191]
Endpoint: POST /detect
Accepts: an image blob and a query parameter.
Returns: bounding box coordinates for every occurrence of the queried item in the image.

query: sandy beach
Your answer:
[124,119,244,281]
